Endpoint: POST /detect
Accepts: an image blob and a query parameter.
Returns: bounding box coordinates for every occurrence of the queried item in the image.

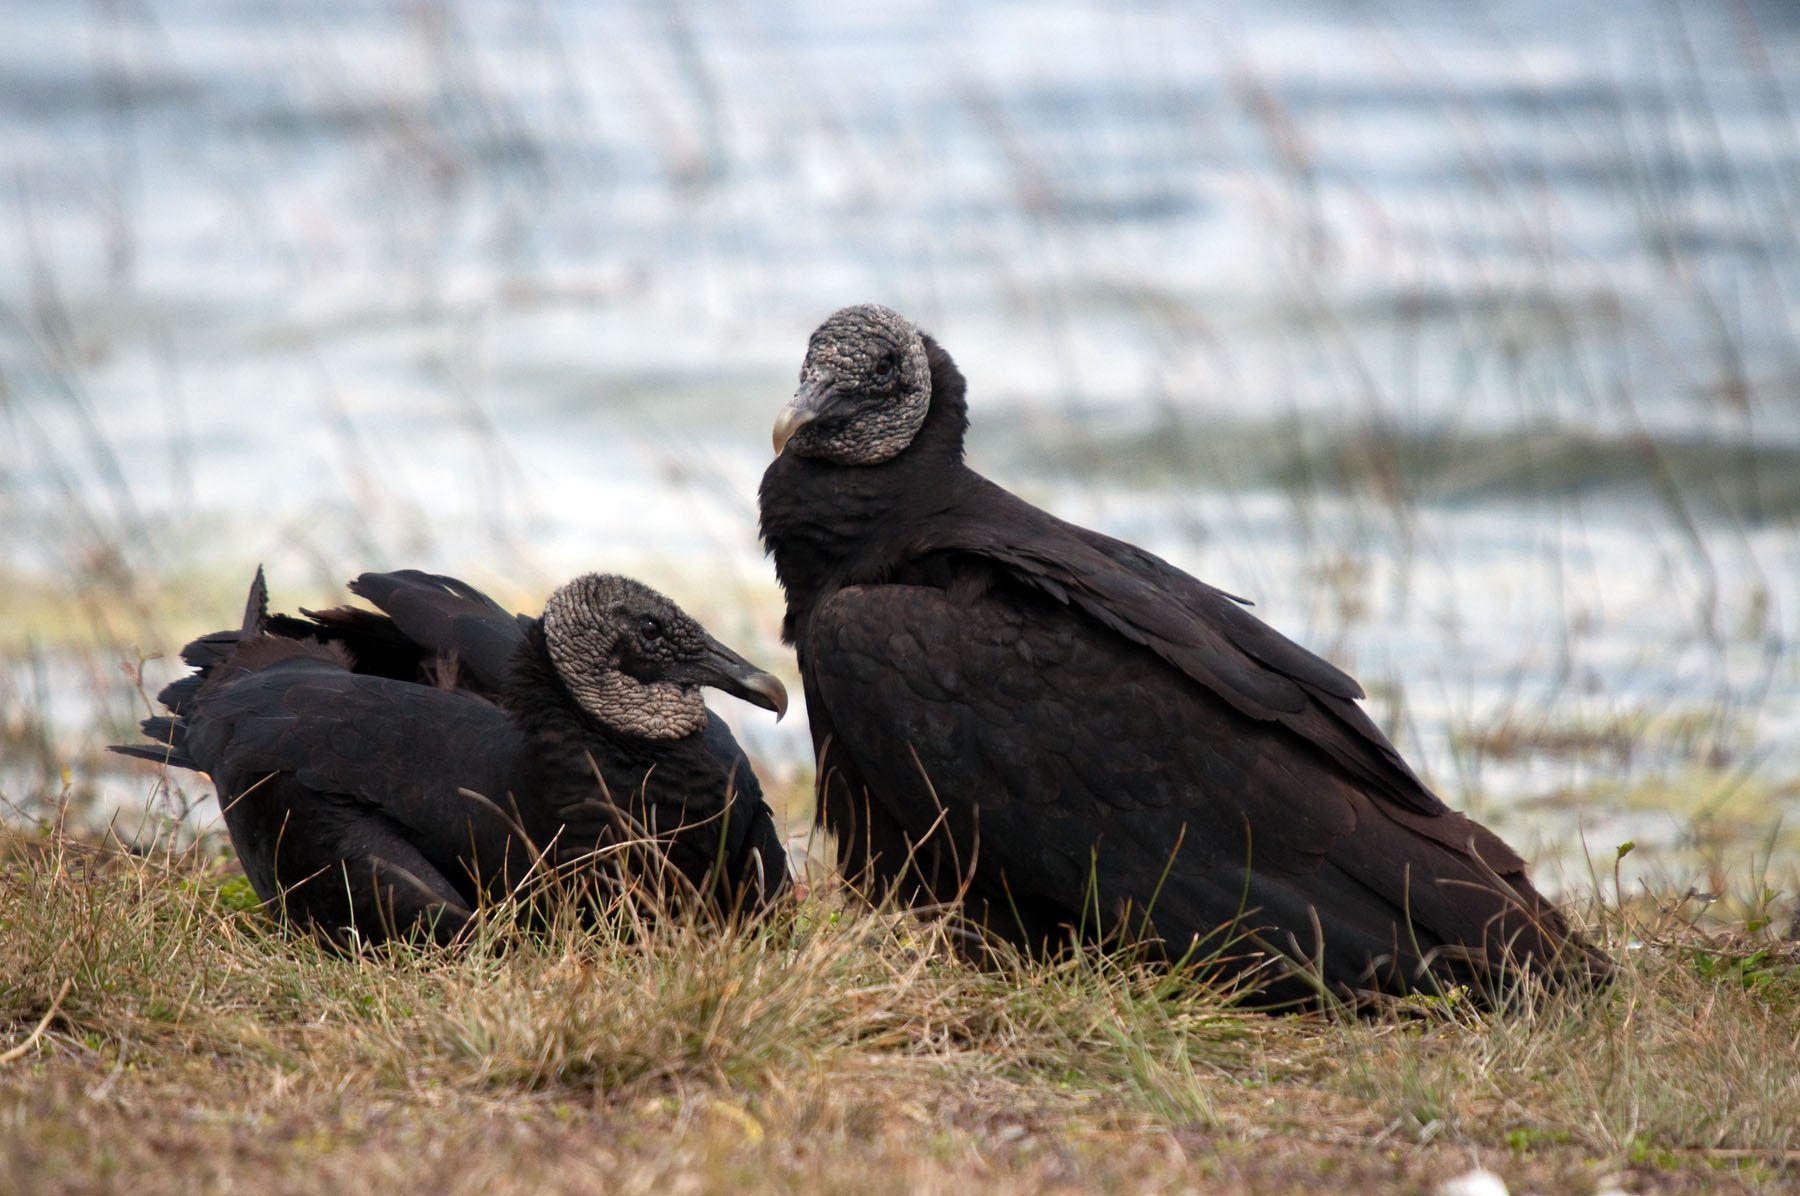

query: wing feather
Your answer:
[807,579,1567,996]
[944,483,1444,815]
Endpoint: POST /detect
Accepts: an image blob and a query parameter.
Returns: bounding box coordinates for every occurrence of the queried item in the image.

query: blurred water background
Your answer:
[3,0,1797,906]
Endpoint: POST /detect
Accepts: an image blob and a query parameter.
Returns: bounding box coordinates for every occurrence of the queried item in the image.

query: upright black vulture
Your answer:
[758,303,1605,1006]
[115,568,790,946]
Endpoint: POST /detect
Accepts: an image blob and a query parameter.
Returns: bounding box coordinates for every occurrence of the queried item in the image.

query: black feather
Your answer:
[760,307,1608,1007]
[112,568,789,947]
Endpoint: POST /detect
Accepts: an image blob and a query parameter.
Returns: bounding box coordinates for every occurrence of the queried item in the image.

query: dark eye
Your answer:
[637,616,664,642]
[873,352,896,378]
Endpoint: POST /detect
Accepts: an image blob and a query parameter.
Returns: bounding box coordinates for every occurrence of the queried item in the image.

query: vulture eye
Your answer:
[873,352,896,379]
[637,616,664,642]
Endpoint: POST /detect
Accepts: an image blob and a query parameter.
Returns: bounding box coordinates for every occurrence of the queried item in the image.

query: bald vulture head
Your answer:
[772,304,933,465]
[542,574,787,741]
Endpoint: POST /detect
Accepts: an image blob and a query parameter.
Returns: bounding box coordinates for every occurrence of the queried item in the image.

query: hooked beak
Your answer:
[772,375,834,456]
[677,635,790,721]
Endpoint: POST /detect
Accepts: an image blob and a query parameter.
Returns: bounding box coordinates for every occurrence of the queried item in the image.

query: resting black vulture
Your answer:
[115,568,790,945]
[758,303,1606,1006]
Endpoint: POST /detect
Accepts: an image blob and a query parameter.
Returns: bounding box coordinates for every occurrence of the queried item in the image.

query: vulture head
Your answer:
[543,574,787,740]
[773,304,932,464]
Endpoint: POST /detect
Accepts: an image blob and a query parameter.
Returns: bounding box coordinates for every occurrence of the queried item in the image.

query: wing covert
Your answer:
[806,582,1363,925]
[186,652,526,872]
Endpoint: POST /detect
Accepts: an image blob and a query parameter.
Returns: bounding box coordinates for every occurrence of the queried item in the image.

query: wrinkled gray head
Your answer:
[543,574,787,741]
[772,304,932,465]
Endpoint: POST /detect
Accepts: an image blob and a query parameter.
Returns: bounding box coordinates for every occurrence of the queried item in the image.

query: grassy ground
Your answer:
[3,2,1796,1189]
[4,480,1792,1195]
[3,817,1798,1196]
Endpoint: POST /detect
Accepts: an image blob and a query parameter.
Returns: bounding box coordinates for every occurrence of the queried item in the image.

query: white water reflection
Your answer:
[2,0,1797,895]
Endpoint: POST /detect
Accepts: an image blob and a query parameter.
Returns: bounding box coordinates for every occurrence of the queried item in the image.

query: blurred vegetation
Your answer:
[2,825,1798,1195]
[2,0,1799,1189]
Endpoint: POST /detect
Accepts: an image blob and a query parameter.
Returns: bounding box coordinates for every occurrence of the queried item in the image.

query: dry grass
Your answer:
[1,2,1794,1190]
[3,824,1797,1195]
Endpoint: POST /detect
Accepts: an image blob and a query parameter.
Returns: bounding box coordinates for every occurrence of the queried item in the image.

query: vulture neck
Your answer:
[507,621,725,823]
[760,336,972,641]
[508,622,653,757]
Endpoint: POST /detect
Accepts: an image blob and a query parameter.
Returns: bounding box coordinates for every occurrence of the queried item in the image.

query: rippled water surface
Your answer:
[3,0,1797,893]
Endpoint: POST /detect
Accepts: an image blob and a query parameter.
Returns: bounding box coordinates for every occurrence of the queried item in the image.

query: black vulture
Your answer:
[115,568,790,946]
[758,303,1606,1006]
